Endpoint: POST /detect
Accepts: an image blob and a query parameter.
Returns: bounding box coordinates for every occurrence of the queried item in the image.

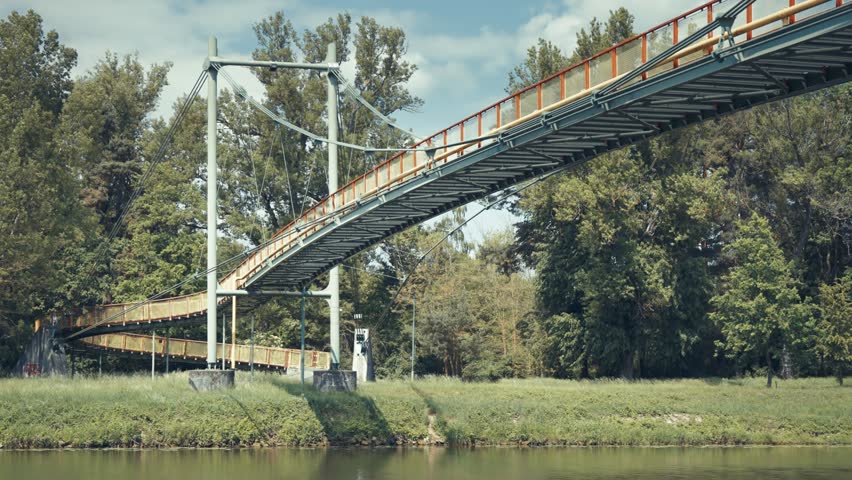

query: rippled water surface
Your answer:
[2,446,851,480]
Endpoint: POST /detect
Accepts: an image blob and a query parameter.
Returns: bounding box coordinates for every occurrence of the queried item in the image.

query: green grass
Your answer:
[0,374,849,448]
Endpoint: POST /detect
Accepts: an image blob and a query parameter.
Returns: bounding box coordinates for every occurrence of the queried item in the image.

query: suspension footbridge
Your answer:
[28,0,852,376]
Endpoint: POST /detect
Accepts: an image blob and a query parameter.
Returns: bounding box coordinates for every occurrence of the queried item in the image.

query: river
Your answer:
[2,446,850,479]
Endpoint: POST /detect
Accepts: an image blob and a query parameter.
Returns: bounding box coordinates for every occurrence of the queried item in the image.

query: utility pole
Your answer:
[411,293,416,382]
[221,310,226,370]
[326,42,340,370]
[151,330,156,380]
[165,335,169,374]
[300,291,306,387]
[231,296,237,369]
[206,35,219,369]
[250,316,255,382]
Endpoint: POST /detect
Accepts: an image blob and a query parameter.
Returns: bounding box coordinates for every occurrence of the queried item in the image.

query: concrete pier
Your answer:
[189,369,234,391]
[313,370,356,392]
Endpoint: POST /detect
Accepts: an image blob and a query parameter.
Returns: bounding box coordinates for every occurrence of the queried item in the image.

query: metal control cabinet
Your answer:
[352,328,375,382]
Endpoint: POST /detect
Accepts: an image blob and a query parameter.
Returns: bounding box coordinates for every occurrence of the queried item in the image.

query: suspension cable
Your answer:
[372,162,579,329]
[243,113,268,243]
[74,71,208,301]
[338,263,403,282]
[277,128,297,218]
[214,64,500,153]
[331,69,426,141]
[65,218,297,340]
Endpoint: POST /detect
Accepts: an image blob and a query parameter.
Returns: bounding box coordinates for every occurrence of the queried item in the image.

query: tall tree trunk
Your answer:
[780,344,793,379]
[766,349,774,388]
[794,198,812,260]
[836,365,844,386]
[621,348,635,380]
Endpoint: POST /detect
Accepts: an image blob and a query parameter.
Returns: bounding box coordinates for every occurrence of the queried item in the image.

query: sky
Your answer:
[3,0,693,245]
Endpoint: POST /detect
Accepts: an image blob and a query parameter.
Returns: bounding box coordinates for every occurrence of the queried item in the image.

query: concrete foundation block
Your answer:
[189,369,235,391]
[15,326,68,377]
[312,369,357,392]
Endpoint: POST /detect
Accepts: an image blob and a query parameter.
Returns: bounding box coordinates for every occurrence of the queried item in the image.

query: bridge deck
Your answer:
[77,333,330,371]
[59,0,852,339]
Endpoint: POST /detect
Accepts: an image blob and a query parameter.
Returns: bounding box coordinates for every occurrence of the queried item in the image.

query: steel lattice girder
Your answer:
[243,6,851,291]
[62,5,852,341]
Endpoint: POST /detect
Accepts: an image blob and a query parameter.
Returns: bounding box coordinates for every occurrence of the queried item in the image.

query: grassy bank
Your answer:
[0,374,849,448]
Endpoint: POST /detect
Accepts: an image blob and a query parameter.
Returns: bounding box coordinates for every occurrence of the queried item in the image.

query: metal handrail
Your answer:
[79,333,331,369]
[63,0,843,330]
[229,0,839,285]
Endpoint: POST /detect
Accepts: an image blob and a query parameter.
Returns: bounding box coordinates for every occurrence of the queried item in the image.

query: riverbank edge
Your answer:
[4,442,852,451]
[8,442,852,455]
[4,422,851,449]
[2,375,850,449]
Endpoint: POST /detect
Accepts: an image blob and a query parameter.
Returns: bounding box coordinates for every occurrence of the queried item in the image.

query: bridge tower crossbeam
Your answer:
[203,39,343,371]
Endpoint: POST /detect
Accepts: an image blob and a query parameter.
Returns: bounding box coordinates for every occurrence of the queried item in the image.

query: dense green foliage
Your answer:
[506,10,851,382]
[711,215,812,387]
[0,7,849,385]
[0,373,849,448]
[815,271,852,384]
[0,11,84,367]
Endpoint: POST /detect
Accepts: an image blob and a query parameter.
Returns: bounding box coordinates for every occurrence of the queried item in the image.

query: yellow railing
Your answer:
[79,333,331,369]
[62,0,844,331]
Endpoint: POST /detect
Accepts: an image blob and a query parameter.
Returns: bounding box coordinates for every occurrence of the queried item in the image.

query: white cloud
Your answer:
[3,0,700,133]
[3,0,708,242]
[393,0,696,136]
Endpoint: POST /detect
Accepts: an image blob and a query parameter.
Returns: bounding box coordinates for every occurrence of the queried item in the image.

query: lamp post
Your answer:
[410,293,416,382]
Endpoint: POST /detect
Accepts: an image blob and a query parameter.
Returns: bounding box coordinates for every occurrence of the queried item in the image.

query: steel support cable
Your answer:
[277,129,297,218]
[214,64,500,153]
[338,263,404,282]
[243,114,268,243]
[257,127,276,209]
[65,224,292,340]
[371,162,578,330]
[330,69,426,141]
[214,64,338,219]
[595,0,755,99]
[73,72,208,299]
[106,71,208,242]
[298,149,317,218]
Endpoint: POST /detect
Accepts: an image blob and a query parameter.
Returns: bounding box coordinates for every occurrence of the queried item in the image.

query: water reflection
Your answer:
[2,446,851,480]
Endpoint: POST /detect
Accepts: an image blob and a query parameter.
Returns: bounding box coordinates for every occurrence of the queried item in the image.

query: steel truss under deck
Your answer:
[245,6,852,290]
[57,3,851,341]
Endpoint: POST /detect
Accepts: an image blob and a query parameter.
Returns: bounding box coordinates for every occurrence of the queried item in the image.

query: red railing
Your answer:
[59,0,843,330]
[227,0,841,287]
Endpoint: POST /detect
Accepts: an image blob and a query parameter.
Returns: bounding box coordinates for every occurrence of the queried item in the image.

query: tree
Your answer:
[505,8,634,94]
[814,270,852,384]
[572,7,635,62]
[0,10,82,371]
[711,214,812,387]
[506,38,570,93]
[0,10,76,117]
[740,86,852,286]
[215,12,424,358]
[60,53,170,236]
